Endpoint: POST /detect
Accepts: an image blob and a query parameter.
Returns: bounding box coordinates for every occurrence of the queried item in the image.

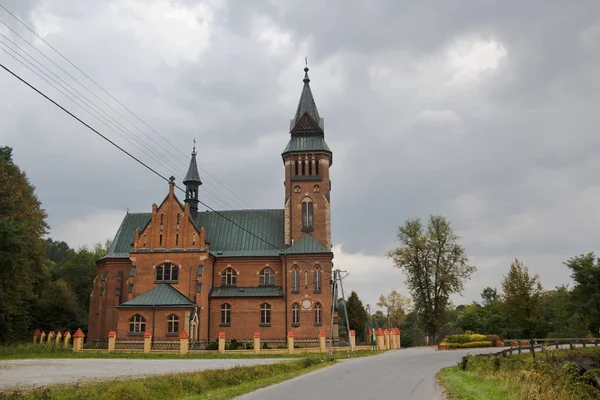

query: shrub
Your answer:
[446,334,472,344]
[207,339,218,350]
[448,341,494,349]
[485,335,501,343]
[469,334,487,342]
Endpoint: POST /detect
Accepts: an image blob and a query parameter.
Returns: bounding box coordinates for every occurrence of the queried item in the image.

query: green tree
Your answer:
[501,259,544,359]
[0,147,48,342]
[376,290,410,328]
[33,280,82,332]
[346,291,368,341]
[400,311,426,347]
[387,216,475,343]
[564,253,600,336]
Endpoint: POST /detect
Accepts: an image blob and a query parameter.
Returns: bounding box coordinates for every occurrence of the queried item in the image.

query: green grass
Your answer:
[437,347,600,400]
[0,343,378,360]
[0,355,343,400]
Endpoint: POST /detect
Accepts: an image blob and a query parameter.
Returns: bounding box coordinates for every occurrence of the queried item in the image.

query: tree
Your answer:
[564,253,600,336]
[376,290,410,328]
[33,280,82,332]
[346,291,368,341]
[387,216,475,343]
[501,259,544,359]
[0,147,48,342]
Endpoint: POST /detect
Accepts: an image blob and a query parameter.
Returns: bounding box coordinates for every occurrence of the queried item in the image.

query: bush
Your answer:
[485,335,501,343]
[446,334,472,344]
[207,339,218,350]
[448,341,494,349]
[446,333,492,344]
[469,334,487,342]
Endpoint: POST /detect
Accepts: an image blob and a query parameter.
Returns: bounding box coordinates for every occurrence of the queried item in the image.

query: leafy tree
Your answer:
[0,147,48,342]
[346,291,368,341]
[564,253,600,336]
[376,290,410,328]
[501,259,544,359]
[400,311,426,347]
[539,286,587,338]
[371,310,387,329]
[387,216,475,343]
[33,280,82,332]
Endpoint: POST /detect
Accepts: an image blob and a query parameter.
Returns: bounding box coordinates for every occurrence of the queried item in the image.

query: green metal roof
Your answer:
[102,213,152,259]
[209,286,284,298]
[282,136,331,154]
[283,234,331,255]
[119,284,195,308]
[103,209,286,260]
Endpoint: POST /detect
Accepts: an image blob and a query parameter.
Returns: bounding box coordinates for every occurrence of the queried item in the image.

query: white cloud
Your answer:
[49,209,125,249]
[415,109,461,126]
[446,38,507,84]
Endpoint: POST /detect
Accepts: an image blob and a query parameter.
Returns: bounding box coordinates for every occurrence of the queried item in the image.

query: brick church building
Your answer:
[88,67,335,343]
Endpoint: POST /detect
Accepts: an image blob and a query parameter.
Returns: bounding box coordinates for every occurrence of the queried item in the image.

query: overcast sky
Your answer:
[1,0,599,311]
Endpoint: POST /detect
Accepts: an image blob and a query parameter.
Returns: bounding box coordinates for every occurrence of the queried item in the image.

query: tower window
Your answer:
[221,268,237,286]
[314,302,322,325]
[314,185,320,193]
[192,233,196,246]
[301,159,306,176]
[176,234,179,246]
[159,234,163,246]
[313,266,322,293]
[292,303,300,326]
[302,201,313,228]
[259,267,275,286]
[294,185,300,194]
[291,266,299,293]
[308,159,312,175]
[177,213,180,224]
[160,213,164,225]
[260,303,271,326]
[294,160,299,176]
[315,159,319,175]
[220,303,231,325]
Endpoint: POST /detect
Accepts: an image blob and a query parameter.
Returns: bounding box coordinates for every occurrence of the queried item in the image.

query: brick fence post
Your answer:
[319,330,326,353]
[384,329,390,350]
[33,329,41,344]
[143,331,152,353]
[56,331,63,344]
[376,328,385,351]
[47,331,55,343]
[179,330,189,355]
[72,328,85,352]
[218,332,226,354]
[349,330,356,351]
[397,328,402,349]
[63,331,71,348]
[40,331,46,343]
[254,332,260,354]
[108,331,116,353]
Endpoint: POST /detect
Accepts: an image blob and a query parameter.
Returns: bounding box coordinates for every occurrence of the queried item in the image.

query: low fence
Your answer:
[496,338,598,356]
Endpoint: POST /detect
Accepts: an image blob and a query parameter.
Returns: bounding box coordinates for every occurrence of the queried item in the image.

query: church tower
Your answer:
[282,67,332,250]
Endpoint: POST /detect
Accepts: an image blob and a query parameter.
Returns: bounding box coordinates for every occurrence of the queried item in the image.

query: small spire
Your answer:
[192,138,196,155]
[292,63,320,127]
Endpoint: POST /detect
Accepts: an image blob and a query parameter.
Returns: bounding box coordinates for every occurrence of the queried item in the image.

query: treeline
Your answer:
[0,147,108,343]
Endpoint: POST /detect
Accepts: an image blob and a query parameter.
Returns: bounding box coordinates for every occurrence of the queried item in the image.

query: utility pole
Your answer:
[328,270,337,360]
[337,270,353,352]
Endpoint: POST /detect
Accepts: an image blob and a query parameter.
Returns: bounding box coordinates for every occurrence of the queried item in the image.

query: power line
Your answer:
[0,4,253,210]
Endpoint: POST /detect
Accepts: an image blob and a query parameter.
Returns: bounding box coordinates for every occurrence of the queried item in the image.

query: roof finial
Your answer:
[192,138,196,155]
[303,57,310,83]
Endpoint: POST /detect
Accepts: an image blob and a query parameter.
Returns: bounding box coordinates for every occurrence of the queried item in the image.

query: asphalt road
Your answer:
[238,347,507,400]
[0,358,286,389]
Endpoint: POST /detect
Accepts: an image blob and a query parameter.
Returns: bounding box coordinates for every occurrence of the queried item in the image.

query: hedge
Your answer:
[446,334,489,344]
[448,341,494,349]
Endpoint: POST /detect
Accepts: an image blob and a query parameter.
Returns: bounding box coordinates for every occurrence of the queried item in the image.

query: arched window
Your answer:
[301,159,306,176]
[260,267,275,286]
[222,268,237,286]
[156,263,178,282]
[192,233,196,246]
[308,159,313,175]
[302,201,313,228]
[177,213,180,224]
[160,213,164,225]
[313,185,320,193]
[260,303,271,325]
[294,185,300,194]
[292,303,300,326]
[167,314,179,334]
[315,159,320,175]
[175,234,179,246]
[294,160,299,176]
[291,266,300,293]
[159,234,163,247]
[314,303,322,324]
[221,303,231,325]
[129,314,146,334]
[313,266,322,293]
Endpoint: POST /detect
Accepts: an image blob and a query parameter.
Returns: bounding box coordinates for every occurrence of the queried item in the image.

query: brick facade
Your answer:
[88,67,334,342]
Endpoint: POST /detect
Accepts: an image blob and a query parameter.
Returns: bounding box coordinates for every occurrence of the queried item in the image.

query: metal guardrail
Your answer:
[495,338,598,356]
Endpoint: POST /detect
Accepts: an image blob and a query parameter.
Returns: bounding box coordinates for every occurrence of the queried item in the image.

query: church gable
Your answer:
[132,182,206,251]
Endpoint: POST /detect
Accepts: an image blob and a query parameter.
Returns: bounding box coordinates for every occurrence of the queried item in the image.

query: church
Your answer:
[87,67,335,343]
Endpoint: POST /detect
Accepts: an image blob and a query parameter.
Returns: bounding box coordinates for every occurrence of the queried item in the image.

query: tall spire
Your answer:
[183,142,202,216]
[292,65,322,133]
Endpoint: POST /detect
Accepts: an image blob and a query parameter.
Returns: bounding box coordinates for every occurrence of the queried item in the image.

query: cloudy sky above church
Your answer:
[1,0,599,309]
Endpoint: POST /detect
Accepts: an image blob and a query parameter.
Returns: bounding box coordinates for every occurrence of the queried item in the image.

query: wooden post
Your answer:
[64,331,71,348]
[319,330,326,353]
[72,328,85,352]
[218,332,226,354]
[33,329,41,344]
[107,331,116,353]
[288,331,294,354]
[143,331,152,353]
[254,332,260,354]
[349,330,356,351]
[569,340,574,350]
[179,331,189,355]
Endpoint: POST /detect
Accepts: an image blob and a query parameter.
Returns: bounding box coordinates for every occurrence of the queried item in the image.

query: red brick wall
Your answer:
[116,307,191,340]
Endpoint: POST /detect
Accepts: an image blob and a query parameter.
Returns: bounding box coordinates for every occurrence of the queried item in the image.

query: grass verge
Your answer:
[0,356,337,400]
[437,347,600,400]
[0,343,378,360]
